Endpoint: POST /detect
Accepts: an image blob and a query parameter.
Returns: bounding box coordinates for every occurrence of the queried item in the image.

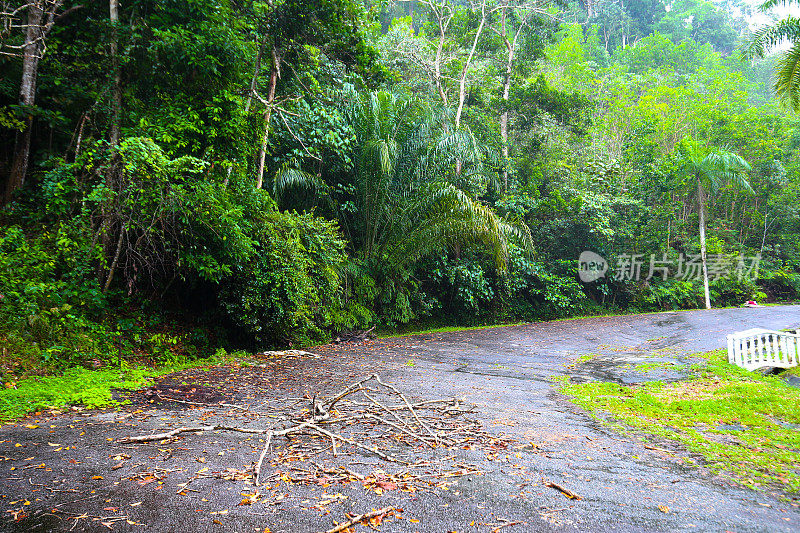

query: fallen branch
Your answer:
[324,506,394,533]
[253,418,330,485]
[372,374,438,442]
[643,443,675,456]
[307,423,410,464]
[545,481,582,500]
[118,373,494,494]
[254,433,273,487]
[323,375,374,410]
[259,349,320,359]
[117,424,266,444]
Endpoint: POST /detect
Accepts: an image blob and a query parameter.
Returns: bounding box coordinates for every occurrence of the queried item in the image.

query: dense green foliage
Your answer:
[0,0,798,379]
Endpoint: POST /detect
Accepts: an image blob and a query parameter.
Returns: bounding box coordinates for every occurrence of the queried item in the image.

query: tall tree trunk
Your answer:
[500,89,509,192]
[109,0,121,146]
[499,10,520,194]
[697,181,711,310]
[5,3,44,203]
[255,49,279,190]
[665,217,670,253]
[454,0,488,176]
[422,0,453,107]
[434,18,449,106]
[225,35,268,187]
[455,2,487,130]
[760,211,770,255]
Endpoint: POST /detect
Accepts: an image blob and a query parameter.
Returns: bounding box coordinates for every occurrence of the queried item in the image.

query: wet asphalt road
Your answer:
[1,305,800,532]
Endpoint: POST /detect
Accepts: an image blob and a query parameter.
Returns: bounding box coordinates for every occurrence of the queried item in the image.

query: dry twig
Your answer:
[324,506,394,533]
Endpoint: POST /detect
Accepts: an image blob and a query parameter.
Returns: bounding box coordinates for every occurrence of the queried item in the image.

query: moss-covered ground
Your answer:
[560,349,800,493]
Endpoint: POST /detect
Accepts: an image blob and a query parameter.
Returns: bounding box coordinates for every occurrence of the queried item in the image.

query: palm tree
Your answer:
[271,88,529,275]
[743,0,800,110]
[345,89,528,275]
[675,139,751,309]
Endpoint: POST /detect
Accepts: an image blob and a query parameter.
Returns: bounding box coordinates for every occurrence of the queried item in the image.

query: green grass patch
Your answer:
[560,349,800,493]
[0,349,243,422]
[632,361,686,372]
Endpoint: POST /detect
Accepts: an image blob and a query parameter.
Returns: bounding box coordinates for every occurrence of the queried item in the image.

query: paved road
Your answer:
[2,305,799,532]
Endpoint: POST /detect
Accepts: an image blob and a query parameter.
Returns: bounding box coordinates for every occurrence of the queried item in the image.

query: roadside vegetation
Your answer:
[0,0,799,416]
[560,349,800,493]
[0,349,243,421]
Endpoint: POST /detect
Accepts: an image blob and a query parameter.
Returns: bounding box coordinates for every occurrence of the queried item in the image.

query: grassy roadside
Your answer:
[559,349,800,493]
[0,349,244,422]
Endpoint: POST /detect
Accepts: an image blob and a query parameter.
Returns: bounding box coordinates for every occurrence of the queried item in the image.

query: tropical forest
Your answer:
[4,1,800,531]
[1,0,799,378]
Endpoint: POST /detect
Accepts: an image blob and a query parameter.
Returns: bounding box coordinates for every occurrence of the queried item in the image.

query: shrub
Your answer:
[218,211,347,346]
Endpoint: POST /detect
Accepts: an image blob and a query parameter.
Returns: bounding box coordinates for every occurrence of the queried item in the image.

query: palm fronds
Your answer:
[743,17,800,59]
[775,43,800,111]
[386,184,532,273]
[271,159,328,201]
[677,139,752,196]
[345,89,531,276]
[741,0,800,111]
[758,0,800,12]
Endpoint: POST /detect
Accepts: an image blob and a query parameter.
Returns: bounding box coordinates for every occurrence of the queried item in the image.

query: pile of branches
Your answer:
[118,374,499,487]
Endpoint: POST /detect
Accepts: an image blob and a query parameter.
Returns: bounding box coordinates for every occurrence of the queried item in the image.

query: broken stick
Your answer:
[324,506,394,533]
[117,425,267,443]
[545,481,582,500]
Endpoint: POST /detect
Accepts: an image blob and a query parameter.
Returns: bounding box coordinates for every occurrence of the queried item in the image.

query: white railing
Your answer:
[727,328,800,371]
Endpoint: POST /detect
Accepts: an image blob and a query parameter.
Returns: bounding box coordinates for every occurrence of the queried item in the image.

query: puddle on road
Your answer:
[455,365,544,381]
[568,354,692,385]
[655,312,685,327]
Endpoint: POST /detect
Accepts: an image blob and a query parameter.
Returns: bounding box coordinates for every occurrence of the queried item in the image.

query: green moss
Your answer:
[0,350,241,421]
[559,349,800,493]
[632,361,686,372]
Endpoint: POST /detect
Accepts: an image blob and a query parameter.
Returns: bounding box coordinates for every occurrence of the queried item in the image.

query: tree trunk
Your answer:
[697,181,711,310]
[434,31,447,105]
[499,17,516,194]
[760,211,770,255]
[255,49,279,190]
[455,3,486,130]
[665,217,670,253]
[5,3,44,203]
[454,1,488,176]
[225,35,268,188]
[432,4,451,106]
[109,0,121,146]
